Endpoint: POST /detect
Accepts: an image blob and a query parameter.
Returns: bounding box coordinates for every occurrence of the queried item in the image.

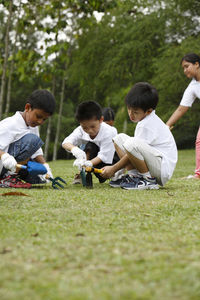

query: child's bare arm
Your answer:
[63,142,86,161]
[62,142,75,152]
[90,156,102,166]
[0,150,5,158]
[34,155,46,164]
[101,155,130,178]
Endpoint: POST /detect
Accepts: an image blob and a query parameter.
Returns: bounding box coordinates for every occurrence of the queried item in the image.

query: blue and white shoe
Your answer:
[121,176,159,190]
[109,174,138,188]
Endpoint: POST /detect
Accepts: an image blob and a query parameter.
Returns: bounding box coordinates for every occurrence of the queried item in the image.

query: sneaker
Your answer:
[19,171,47,184]
[121,176,159,190]
[0,174,32,189]
[183,174,200,180]
[72,173,82,184]
[98,176,107,184]
[109,174,135,188]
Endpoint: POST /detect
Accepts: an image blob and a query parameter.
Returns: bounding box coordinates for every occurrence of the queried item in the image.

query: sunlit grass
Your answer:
[0,149,200,300]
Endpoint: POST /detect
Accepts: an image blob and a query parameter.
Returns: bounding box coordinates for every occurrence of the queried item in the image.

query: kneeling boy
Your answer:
[0,89,55,188]
[101,82,178,189]
[62,101,118,183]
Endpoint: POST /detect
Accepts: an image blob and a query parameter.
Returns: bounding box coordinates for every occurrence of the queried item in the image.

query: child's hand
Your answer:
[71,146,86,160]
[1,153,17,172]
[84,160,93,167]
[101,166,115,179]
[38,163,53,183]
[44,163,53,178]
[166,124,174,130]
[73,158,86,170]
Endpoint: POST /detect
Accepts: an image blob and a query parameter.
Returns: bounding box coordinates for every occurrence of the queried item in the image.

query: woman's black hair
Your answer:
[181,53,200,65]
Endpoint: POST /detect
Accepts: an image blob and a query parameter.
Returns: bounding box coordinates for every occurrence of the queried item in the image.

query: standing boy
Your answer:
[0,89,55,188]
[101,82,178,189]
[62,101,117,183]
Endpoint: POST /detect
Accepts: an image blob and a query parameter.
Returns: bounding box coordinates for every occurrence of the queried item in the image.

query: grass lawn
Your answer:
[0,149,200,300]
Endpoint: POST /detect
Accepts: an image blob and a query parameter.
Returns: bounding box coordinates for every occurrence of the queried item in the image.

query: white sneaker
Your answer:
[182,174,200,180]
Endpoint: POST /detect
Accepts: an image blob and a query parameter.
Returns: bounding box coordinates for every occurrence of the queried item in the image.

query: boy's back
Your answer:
[135,110,177,155]
[135,110,177,185]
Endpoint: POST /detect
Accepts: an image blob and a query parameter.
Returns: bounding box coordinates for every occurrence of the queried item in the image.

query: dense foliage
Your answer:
[0,0,200,159]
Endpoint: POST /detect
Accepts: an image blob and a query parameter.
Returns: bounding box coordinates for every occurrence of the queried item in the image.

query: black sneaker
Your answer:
[18,170,46,184]
[121,176,159,190]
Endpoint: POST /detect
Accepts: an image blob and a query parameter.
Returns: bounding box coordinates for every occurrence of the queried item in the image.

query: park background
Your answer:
[0,0,200,159]
[1,2,200,299]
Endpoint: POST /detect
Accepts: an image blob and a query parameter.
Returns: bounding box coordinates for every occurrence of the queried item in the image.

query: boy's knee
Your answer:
[8,134,44,162]
[113,133,130,149]
[123,137,141,153]
[22,133,41,144]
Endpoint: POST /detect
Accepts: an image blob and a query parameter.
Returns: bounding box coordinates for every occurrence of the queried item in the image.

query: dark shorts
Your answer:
[84,142,119,183]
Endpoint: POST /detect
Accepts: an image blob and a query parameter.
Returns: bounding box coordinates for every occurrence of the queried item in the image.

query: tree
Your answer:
[0,0,13,119]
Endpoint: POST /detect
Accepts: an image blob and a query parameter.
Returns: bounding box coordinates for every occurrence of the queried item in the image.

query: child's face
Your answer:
[182,60,200,79]
[80,117,103,139]
[23,104,50,127]
[127,107,152,123]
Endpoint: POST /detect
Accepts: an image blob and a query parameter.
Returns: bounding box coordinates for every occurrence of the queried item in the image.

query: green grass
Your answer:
[0,149,200,300]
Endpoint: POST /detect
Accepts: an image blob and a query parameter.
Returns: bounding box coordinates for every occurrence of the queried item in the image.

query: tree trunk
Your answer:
[52,76,65,161]
[4,60,13,116]
[0,0,13,119]
[44,76,56,160]
[123,119,127,133]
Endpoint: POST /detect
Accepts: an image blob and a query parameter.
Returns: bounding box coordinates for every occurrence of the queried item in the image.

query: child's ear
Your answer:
[195,61,200,68]
[100,116,104,123]
[25,103,32,111]
[146,108,153,115]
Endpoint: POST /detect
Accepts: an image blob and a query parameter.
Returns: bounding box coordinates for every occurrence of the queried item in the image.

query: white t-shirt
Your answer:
[62,122,117,164]
[180,79,200,107]
[135,110,177,185]
[0,111,43,173]
[110,125,118,136]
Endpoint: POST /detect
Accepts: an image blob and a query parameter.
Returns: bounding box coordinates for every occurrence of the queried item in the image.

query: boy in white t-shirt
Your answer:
[0,89,55,188]
[62,101,118,183]
[101,82,178,190]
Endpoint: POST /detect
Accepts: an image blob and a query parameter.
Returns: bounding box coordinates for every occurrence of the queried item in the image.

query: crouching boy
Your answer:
[62,101,118,184]
[0,89,56,188]
[101,82,178,189]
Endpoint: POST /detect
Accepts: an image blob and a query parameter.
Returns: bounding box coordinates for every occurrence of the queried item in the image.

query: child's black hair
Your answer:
[181,53,200,65]
[125,82,159,112]
[75,101,102,122]
[102,107,115,121]
[26,89,56,115]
